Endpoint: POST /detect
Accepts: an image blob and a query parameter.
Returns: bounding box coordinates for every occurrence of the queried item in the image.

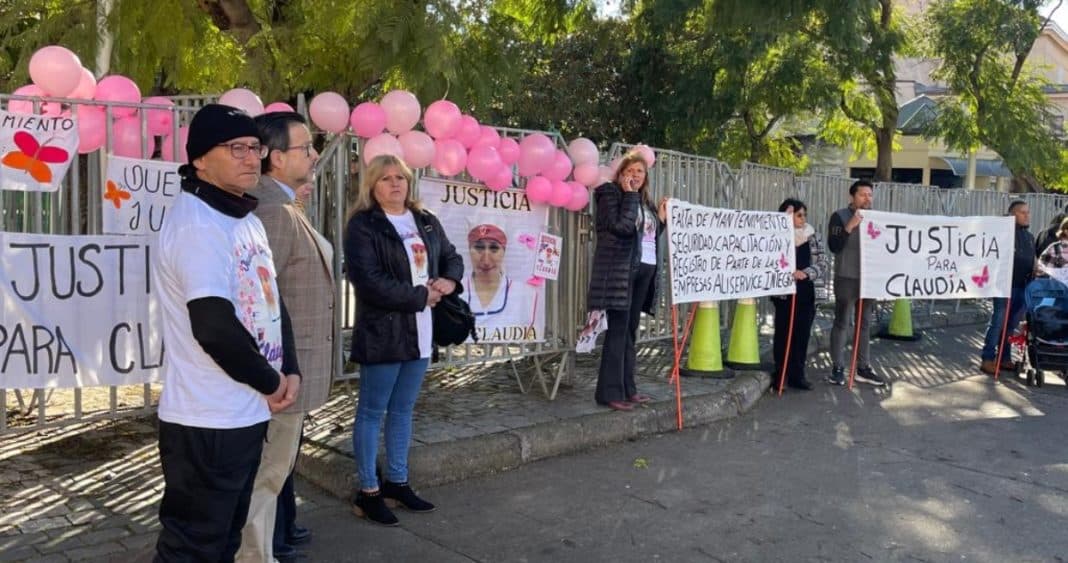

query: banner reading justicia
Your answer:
[859,210,1015,300]
[420,176,548,343]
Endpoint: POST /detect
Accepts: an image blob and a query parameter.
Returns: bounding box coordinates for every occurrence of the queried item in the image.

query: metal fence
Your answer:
[4,95,1068,433]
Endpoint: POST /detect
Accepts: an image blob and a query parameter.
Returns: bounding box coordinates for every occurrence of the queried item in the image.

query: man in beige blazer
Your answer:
[237,112,335,563]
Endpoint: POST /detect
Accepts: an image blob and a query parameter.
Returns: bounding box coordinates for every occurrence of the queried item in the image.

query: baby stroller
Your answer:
[1014,277,1068,387]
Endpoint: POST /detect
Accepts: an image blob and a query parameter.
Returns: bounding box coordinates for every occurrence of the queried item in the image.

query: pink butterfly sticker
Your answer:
[778,253,789,270]
[526,276,545,286]
[971,265,990,288]
[517,234,537,249]
[866,221,881,240]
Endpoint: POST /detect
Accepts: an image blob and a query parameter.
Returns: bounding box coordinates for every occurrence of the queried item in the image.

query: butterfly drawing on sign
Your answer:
[778,253,789,270]
[866,221,882,240]
[971,265,990,288]
[103,180,131,209]
[1,131,69,184]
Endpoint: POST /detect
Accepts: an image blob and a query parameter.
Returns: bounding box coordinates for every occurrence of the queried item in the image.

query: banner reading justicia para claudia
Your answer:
[859,210,1015,300]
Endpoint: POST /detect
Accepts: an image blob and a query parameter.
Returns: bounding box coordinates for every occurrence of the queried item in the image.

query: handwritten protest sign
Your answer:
[0,109,79,192]
[532,232,562,280]
[0,233,163,388]
[860,210,1015,300]
[102,156,181,235]
[666,199,795,305]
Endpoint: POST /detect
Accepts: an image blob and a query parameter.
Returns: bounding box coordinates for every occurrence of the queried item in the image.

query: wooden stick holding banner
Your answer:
[776,293,797,396]
[993,296,1013,382]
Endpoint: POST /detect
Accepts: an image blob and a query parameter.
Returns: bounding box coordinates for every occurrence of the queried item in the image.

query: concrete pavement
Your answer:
[294,324,1068,562]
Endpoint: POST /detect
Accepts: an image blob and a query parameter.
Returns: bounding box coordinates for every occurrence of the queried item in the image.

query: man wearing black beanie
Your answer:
[152,104,303,562]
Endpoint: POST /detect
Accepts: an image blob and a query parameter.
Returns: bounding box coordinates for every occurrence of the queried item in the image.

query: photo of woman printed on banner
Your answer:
[420,177,547,343]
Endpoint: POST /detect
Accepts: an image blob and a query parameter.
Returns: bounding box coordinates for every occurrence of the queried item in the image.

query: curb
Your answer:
[296,309,988,500]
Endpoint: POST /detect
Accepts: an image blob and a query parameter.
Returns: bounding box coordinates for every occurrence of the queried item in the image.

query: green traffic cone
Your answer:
[725,298,762,370]
[681,301,727,377]
[878,299,922,341]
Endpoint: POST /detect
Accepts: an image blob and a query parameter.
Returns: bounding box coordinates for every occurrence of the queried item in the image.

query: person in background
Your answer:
[343,154,463,526]
[826,180,885,387]
[1037,217,1068,275]
[771,198,827,391]
[586,150,667,412]
[153,104,300,562]
[1035,205,1067,257]
[979,200,1035,375]
[236,111,333,563]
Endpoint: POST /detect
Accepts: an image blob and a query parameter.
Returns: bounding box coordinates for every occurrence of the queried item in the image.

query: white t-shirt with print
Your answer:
[155,191,283,429]
[639,205,658,265]
[386,211,433,359]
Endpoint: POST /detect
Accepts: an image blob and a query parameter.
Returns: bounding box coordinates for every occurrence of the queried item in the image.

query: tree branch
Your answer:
[196,0,261,44]
[1012,0,1061,85]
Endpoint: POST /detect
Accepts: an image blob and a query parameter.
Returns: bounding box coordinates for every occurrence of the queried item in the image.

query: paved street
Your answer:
[296,325,1068,562]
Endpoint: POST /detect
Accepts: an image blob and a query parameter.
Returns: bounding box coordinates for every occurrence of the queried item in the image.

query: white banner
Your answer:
[666,199,795,305]
[0,233,163,388]
[102,156,181,234]
[860,210,1015,300]
[0,109,79,192]
[420,177,548,342]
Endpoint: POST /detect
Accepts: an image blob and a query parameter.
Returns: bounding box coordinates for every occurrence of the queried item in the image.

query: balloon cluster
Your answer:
[337,89,658,212]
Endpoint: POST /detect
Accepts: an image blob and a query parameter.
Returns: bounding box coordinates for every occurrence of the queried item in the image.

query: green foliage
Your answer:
[925,0,1068,191]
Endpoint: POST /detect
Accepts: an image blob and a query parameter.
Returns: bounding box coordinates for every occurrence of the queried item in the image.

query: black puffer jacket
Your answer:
[344,206,464,364]
[586,182,662,314]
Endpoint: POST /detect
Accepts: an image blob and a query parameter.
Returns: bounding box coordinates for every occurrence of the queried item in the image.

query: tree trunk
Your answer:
[874,127,893,182]
[196,0,261,44]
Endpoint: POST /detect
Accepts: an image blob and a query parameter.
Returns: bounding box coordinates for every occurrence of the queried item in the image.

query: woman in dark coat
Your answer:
[587,150,667,411]
[343,154,464,526]
[771,198,826,391]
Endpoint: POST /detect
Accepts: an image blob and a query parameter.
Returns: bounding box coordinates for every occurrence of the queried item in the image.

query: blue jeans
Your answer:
[353,359,429,490]
[981,287,1026,361]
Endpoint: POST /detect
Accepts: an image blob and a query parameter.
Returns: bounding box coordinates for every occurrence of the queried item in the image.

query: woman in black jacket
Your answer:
[343,154,463,526]
[587,150,667,411]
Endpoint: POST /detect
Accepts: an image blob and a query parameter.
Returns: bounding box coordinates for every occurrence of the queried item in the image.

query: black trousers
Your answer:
[596,263,656,404]
[273,471,297,548]
[154,419,268,563]
[772,280,816,386]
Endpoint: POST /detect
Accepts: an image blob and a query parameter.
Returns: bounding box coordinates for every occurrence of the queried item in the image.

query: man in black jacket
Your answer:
[979,200,1035,374]
[152,104,302,562]
[826,180,886,386]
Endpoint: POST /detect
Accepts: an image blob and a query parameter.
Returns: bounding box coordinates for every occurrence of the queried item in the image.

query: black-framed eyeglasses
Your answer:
[285,143,316,158]
[218,142,268,160]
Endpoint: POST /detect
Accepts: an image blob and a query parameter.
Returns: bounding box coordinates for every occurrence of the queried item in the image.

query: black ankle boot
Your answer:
[381,480,436,513]
[351,490,399,526]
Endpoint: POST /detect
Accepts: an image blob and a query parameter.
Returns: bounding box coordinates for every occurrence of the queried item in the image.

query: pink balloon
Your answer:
[573,162,600,187]
[8,85,61,115]
[142,96,175,136]
[486,165,513,191]
[473,126,500,149]
[598,165,614,185]
[466,145,502,181]
[218,88,264,116]
[350,102,387,138]
[362,133,404,165]
[542,150,574,182]
[498,137,520,165]
[264,102,295,113]
[68,68,97,100]
[455,116,481,149]
[633,144,656,168]
[162,126,190,162]
[432,139,467,177]
[309,91,350,133]
[566,182,590,211]
[29,46,82,97]
[517,133,556,177]
[75,105,107,154]
[423,100,462,139]
[398,130,435,168]
[567,138,599,166]
[381,90,421,134]
[112,116,156,158]
[525,176,552,204]
[94,75,141,118]
[549,179,572,207]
